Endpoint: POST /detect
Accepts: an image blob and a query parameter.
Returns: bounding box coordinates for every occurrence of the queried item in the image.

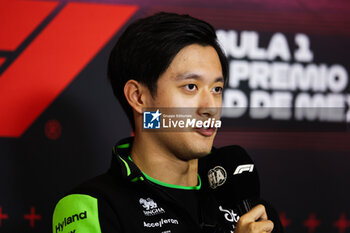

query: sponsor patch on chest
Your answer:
[139,197,166,216]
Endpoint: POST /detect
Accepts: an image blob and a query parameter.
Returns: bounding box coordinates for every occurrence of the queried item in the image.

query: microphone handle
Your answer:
[236,199,254,216]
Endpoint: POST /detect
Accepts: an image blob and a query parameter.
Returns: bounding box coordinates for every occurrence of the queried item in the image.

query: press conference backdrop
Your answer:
[1,0,349,232]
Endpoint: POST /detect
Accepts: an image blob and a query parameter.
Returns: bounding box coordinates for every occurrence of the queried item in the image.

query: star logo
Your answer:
[150,109,162,122]
[143,109,162,129]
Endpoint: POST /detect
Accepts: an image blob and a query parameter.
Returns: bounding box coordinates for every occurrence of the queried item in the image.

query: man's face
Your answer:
[147,43,224,161]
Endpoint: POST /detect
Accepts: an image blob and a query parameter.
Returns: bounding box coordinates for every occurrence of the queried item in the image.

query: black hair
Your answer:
[108,12,228,130]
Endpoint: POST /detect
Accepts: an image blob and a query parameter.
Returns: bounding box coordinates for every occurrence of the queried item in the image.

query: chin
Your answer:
[191,137,214,158]
[196,130,216,143]
[162,131,215,160]
[174,139,212,161]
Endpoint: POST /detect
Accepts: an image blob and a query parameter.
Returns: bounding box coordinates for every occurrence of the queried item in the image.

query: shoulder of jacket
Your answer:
[52,194,101,233]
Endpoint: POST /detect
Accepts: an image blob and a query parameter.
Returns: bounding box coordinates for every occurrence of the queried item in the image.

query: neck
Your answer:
[130,133,199,187]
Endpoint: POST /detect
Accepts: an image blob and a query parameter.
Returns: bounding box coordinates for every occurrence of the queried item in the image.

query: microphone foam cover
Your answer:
[199,145,260,207]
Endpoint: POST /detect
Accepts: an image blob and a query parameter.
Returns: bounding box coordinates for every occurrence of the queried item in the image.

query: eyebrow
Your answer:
[175,72,224,83]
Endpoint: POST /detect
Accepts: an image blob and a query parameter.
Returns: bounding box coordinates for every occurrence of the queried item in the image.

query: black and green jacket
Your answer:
[52,137,283,233]
[52,137,223,233]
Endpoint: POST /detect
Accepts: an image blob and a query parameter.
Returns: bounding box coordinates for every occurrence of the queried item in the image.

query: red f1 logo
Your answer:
[0,0,137,137]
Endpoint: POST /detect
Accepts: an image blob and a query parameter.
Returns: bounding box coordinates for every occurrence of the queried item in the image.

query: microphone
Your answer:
[199,145,260,216]
[199,145,284,233]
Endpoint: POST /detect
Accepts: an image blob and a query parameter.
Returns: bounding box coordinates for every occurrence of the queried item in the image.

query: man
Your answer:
[52,12,275,233]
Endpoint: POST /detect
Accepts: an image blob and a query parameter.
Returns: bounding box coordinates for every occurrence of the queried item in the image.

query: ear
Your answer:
[124,80,150,114]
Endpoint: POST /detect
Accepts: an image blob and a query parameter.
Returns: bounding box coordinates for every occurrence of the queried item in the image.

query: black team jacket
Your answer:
[52,137,283,233]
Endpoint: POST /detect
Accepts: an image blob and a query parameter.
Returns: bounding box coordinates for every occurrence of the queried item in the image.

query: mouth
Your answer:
[195,126,215,137]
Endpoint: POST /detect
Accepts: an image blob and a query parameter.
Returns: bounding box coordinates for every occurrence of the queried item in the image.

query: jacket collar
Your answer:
[112,137,144,182]
[112,136,216,189]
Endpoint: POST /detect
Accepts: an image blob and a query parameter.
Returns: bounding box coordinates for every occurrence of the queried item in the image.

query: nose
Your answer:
[197,89,220,118]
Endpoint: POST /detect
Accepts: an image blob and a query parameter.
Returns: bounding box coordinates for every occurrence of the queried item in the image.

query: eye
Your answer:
[212,86,223,94]
[184,84,197,91]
